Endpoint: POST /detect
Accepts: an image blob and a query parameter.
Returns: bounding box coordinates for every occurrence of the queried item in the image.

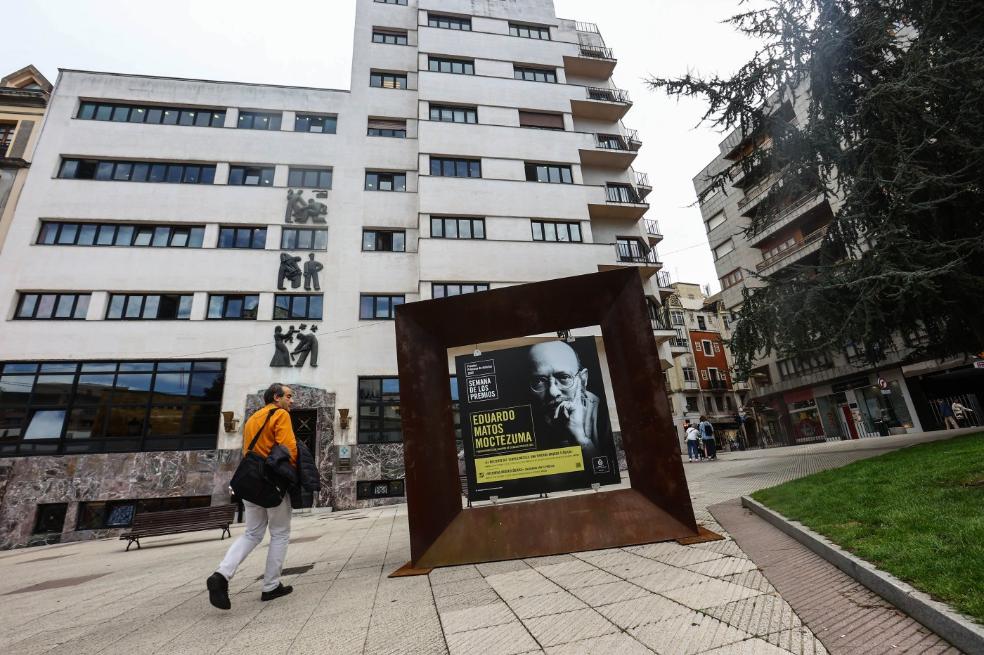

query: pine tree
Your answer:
[648,0,984,376]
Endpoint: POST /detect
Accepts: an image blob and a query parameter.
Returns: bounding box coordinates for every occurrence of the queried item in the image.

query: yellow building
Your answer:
[0,65,51,251]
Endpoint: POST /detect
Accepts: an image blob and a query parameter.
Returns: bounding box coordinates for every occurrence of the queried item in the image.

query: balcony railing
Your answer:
[645,219,662,237]
[625,129,642,150]
[656,269,672,288]
[596,135,629,151]
[636,171,651,188]
[684,380,700,390]
[751,192,824,239]
[606,184,643,204]
[756,225,828,272]
[708,379,729,391]
[578,45,614,60]
[615,242,660,265]
[736,175,776,210]
[574,21,600,33]
[587,86,630,104]
[651,313,672,332]
[0,138,12,158]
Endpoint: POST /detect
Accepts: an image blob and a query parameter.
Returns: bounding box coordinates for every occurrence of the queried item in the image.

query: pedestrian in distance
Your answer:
[938,399,960,430]
[698,415,717,460]
[685,422,701,462]
[207,383,298,610]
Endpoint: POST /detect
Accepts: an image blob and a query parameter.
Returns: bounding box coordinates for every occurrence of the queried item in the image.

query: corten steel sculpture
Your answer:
[393,268,702,574]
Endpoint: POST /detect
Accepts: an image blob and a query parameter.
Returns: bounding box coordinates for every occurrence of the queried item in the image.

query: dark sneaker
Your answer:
[261,583,294,602]
[207,572,231,610]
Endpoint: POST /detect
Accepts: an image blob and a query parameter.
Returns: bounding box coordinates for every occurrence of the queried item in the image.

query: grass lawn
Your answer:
[752,433,984,624]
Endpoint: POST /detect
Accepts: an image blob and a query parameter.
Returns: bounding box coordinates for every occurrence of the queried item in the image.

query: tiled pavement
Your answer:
[0,429,972,655]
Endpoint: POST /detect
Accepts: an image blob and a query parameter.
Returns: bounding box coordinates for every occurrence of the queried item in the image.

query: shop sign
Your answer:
[455,338,619,501]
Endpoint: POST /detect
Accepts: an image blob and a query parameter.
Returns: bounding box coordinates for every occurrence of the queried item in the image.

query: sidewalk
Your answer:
[0,429,969,655]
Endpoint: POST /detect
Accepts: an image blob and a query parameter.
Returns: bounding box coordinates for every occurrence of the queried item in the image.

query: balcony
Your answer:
[651,312,676,345]
[748,193,829,246]
[736,174,778,216]
[671,338,691,357]
[654,270,673,297]
[564,44,617,79]
[578,134,637,169]
[756,225,828,275]
[572,86,632,121]
[598,241,661,279]
[636,172,652,200]
[587,184,649,220]
[625,129,642,152]
[708,379,730,392]
[644,218,663,244]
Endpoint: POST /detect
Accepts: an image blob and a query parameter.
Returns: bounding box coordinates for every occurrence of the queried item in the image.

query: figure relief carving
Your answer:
[270,323,318,368]
[303,253,323,291]
[286,189,327,224]
[278,253,303,290]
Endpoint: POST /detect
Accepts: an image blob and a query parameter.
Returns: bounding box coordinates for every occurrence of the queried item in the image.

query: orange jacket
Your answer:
[242,404,298,465]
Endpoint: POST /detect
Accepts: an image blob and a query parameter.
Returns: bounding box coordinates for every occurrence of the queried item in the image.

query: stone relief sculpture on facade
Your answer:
[303,253,323,291]
[270,324,318,368]
[277,253,303,290]
[285,189,327,224]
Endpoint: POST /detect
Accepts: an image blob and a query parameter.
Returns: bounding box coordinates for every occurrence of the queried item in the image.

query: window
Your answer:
[532,220,581,243]
[33,503,68,534]
[714,239,736,260]
[702,340,714,356]
[616,238,648,263]
[58,159,215,185]
[524,163,573,184]
[762,236,797,261]
[76,496,211,530]
[510,23,550,39]
[217,226,267,249]
[432,283,489,298]
[237,111,282,131]
[37,222,204,248]
[428,14,471,30]
[281,228,328,251]
[375,0,407,4]
[228,166,274,187]
[514,66,557,83]
[0,123,16,154]
[430,157,481,178]
[431,216,484,239]
[106,294,193,320]
[430,104,477,124]
[365,171,407,192]
[0,360,225,456]
[294,114,337,134]
[428,56,475,75]
[671,311,685,326]
[370,71,408,89]
[697,315,707,330]
[363,230,406,252]
[273,294,323,320]
[357,377,402,443]
[683,367,698,382]
[518,111,564,130]
[76,102,226,128]
[357,480,405,499]
[706,211,726,232]
[721,269,744,290]
[607,183,640,203]
[372,29,408,45]
[287,167,333,188]
[367,118,407,138]
[359,294,405,320]
[207,295,259,320]
[16,293,90,320]
[686,396,699,412]
[597,134,626,150]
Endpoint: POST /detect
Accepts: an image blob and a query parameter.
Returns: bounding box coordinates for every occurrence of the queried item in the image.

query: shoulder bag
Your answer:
[229,408,286,508]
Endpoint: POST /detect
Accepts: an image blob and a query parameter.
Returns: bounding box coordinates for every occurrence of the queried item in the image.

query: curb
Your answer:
[741,495,984,655]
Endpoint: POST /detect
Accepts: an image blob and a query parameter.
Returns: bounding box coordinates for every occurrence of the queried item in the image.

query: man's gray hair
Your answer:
[263,383,287,404]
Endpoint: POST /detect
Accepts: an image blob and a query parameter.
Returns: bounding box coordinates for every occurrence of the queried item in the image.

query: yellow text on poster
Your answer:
[474,447,583,483]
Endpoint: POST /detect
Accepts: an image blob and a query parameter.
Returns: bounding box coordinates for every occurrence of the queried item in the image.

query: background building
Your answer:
[0,0,675,548]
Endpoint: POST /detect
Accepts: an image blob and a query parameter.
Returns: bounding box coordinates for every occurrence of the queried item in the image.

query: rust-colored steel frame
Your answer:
[394,268,698,570]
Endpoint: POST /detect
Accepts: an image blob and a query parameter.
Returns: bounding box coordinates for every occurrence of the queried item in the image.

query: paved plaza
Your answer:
[0,430,971,655]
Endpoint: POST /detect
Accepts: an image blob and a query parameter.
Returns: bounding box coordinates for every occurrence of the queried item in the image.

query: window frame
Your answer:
[531,220,582,243]
[427,13,471,30]
[293,114,337,134]
[280,227,328,251]
[362,230,407,252]
[364,171,407,192]
[15,293,90,320]
[524,162,573,184]
[429,104,478,124]
[217,226,267,250]
[513,66,557,83]
[76,101,226,128]
[428,56,475,75]
[236,111,282,131]
[429,157,481,178]
[58,159,216,185]
[357,376,403,444]
[509,23,551,39]
[206,294,259,320]
[372,29,409,45]
[432,282,490,298]
[105,294,193,321]
[369,71,408,89]
[287,167,333,189]
[430,216,485,240]
[37,221,204,248]
[359,294,405,320]
[272,294,324,320]
[228,165,275,187]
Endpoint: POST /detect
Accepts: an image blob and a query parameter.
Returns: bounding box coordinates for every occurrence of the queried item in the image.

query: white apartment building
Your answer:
[0,0,674,548]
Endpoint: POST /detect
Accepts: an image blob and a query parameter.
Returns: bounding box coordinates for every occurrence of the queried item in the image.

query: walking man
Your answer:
[207,383,298,609]
[698,415,717,460]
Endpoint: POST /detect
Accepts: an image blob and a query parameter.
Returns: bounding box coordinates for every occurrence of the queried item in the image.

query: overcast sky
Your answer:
[1,0,760,292]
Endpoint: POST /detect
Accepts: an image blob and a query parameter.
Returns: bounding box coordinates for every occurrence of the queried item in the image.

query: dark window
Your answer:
[106,294,193,320]
[431,216,485,239]
[357,377,402,443]
[37,222,204,248]
[76,102,225,128]
[365,171,407,192]
[281,228,328,251]
[207,295,259,320]
[524,162,573,184]
[363,230,406,252]
[287,167,333,188]
[33,503,68,534]
[427,14,471,30]
[228,165,275,187]
[273,294,323,320]
[59,159,215,185]
[509,23,550,39]
[218,226,267,249]
[428,56,474,75]
[597,134,626,150]
[15,293,90,320]
[372,30,408,45]
[514,66,557,83]
[76,495,212,530]
[697,315,707,330]
[367,118,407,137]
[294,114,337,134]
[615,237,648,263]
[370,71,408,89]
[357,480,405,499]
[532,220,582,243]
[607,183,640,203]
[432,283,489,298]
[429,104,477,124]
[237,111,282,131]
[518,111,564,130]
[430,157,481,178]
[0,360,224,456]
[359,294,405,320]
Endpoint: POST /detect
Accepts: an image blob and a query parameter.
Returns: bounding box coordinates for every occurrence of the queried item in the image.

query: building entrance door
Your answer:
[290,409,318,458]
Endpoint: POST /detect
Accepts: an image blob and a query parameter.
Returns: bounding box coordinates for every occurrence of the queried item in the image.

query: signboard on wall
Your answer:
[455,338,619,501]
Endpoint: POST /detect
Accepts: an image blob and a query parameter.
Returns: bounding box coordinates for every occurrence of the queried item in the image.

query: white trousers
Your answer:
[216,496,291,592]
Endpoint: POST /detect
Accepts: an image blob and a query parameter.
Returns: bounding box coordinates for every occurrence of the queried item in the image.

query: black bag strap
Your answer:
[246,408,280,453]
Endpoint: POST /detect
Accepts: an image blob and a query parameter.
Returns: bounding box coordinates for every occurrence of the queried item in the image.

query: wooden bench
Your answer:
[119,505,236,551]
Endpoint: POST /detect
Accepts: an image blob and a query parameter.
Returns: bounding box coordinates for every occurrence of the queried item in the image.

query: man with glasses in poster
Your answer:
[527,341,603,461]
